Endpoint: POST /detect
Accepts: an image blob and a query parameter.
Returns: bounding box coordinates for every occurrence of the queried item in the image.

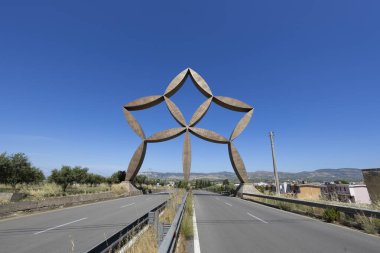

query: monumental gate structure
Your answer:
[123,68,257,193]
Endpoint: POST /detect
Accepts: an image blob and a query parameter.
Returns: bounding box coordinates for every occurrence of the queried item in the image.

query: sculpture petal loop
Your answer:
[213,96,253,112]
[230,109,254,141]
[228,142,249,183]
[189,127,229,144]
[189,97,213,127]
[164,68,189,97]
[123,108,145,139]
[146,127,186,143]
[124,95,164,111]
[125,141,147,181]
[164,97,187,126]
[123,68,254,183]
[189,68,213,98]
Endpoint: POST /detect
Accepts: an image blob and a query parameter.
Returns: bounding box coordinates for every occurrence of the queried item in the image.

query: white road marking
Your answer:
[215,197,220,200]
[224,202,232,206]
[247,212,268,224]
[120,202,135,208]
[34,217,88,235]
[193,200,201,253]
[146,197,152,201]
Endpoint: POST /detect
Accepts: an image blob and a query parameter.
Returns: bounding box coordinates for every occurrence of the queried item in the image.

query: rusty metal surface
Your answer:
[123,69,254,182]
[213,96,253,112]
[230,109,254,140]
[164,97,187,126]
[189,68,213,97]
[164,68,189,97]
[123,108,145,139]
[124,95,164,111]
[189,127,229,144]
[146,128,186,143]
[125,141,147,181]
[228,142,249,183]
[183,131,191,181]
[189,97,213,127]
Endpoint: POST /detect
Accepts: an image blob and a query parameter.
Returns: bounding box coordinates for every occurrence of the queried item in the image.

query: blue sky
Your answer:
[0,1,379,176]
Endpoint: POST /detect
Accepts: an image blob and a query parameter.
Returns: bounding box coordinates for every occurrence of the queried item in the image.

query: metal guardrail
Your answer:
[243,193,380,218]
[87,201,167,253]
[158,192,189,253]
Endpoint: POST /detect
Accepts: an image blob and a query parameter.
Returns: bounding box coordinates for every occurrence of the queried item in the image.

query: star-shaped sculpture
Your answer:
[123,68,254,183]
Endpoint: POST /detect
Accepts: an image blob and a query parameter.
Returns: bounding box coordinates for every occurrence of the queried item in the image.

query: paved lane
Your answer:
[0,193,168,253]
[193,190,380,253]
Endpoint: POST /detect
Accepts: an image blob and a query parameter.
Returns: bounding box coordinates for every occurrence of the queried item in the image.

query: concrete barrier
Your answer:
[0,191,141,216]
[0,192,26,202]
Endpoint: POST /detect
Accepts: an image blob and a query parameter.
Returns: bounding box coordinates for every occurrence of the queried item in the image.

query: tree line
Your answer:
[0,152,142,192]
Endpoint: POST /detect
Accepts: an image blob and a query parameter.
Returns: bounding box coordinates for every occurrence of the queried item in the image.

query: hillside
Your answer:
[140,168,364,182]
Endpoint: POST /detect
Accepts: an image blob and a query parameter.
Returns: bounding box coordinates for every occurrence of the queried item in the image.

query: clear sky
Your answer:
[0,1,379,176]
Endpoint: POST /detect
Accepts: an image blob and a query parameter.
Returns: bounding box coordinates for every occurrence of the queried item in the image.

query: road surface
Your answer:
[0,193,168,253]
[193,190,380,253]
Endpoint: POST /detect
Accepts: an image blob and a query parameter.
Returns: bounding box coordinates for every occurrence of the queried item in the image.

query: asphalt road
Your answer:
[0,193,168,253]
[193,190,380,253]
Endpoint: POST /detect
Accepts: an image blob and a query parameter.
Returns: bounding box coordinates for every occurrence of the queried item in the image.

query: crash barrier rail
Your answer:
[242,193,380,219]
[87,199,167,253]
[158,192,189,253]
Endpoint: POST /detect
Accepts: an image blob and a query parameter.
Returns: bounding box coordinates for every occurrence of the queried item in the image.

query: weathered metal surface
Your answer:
[189,127,229,144]
[123,108,145,139]
[164,97,187,126]
[189,97,213,126]
[146,127,186,143]
[164,68,189,97]
[228,142,248,183]
[183,131,191,181]
[124,95,164,111]
[230,109,254,140]
[123,68,255,182]
[213,96,253,112]
[189,68,213,98]
[125,142,147,181]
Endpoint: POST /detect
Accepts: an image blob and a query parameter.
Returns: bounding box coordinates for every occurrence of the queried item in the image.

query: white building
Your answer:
[349,185,371,204]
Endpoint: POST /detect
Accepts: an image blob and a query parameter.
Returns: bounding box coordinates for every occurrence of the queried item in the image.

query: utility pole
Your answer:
[269,131,280,196]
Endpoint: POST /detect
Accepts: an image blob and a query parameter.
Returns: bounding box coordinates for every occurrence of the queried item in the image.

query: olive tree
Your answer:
[0,152,45,190]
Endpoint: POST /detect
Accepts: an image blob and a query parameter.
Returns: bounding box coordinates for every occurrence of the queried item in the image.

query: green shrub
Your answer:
[322,208,340,222]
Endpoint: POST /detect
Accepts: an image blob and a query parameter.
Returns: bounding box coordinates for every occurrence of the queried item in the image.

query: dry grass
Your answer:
[175,232,188,253]
[160,190,185,224]
[111,183,128,195]
[0,199,10,205]
[355,213,379,234]
[18,183,111,200]
[123,226,157,253]
[180,193,193,240]
[19,183,62,199]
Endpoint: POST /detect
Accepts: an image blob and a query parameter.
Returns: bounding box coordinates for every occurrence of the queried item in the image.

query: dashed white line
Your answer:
[224,202,232,206]
[120,202,136,208]
[34,217,88,235]
[215,197,220,200]
[247,212,268,224]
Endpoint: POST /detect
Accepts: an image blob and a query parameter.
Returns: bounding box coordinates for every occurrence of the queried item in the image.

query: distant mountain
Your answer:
[140,168,364,182]
[248,168,363,182]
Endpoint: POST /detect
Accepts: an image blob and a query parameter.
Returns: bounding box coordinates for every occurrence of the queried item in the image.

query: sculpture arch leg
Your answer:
[183,131,191,181]
[125,141,147,181]
[228,142,248,183]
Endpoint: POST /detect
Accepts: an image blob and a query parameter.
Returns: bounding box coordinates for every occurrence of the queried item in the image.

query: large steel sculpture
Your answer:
[123,68,254,183]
